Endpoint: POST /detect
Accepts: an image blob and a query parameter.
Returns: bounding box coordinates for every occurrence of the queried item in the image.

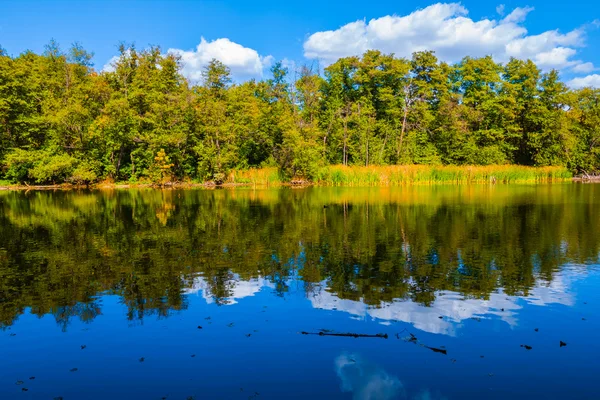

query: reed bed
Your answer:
[227,165,570,186]
[313,165,571,185]
[228,167,283,186]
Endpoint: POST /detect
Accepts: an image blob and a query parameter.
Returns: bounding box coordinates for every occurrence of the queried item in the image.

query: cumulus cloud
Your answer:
[501,6,534,24]
[102,55,119,73]
[303,2,591,72]
[568,74,600,89]
[571,62,596,74]
[102,38,272,81]
[168,37,273,81]
[496,4,505,16]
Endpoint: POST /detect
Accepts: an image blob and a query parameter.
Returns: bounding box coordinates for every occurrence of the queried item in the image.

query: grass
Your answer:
[228,167,283,186]
[0,165,573,189]
[313,165,571,185]
[224,165,571,186]
[226,165,572,186]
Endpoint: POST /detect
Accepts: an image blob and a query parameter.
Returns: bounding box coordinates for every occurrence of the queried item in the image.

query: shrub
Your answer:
[3,149,77,184]
[68,161,100,185]
[28,153,77,184]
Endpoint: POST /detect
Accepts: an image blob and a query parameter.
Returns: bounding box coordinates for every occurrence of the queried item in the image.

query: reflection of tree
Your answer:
[51,302,102,332]
[0,185,599,330]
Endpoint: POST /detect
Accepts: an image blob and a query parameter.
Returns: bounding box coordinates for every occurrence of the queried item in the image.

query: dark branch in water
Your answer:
[426,346,448,355]
[300,331,388,339]
[398,330,448,355]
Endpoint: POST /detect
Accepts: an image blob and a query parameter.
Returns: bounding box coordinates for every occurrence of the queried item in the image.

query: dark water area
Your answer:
[1,184,599,400]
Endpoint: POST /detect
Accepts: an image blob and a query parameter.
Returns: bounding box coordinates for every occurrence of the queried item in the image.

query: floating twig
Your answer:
[300,331,388,339]
[426,346,447,355]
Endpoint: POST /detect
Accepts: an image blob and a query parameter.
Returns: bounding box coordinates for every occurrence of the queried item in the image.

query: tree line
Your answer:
[1,41,599,184]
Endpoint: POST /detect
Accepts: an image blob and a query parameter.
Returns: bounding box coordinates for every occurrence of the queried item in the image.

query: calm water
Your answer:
[1,185,599,400]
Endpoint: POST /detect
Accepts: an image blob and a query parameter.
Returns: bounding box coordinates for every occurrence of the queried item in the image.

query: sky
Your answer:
[1,0,599,87]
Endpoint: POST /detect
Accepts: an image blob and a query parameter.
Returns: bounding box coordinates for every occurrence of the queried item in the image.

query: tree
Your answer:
[2,41,600,184]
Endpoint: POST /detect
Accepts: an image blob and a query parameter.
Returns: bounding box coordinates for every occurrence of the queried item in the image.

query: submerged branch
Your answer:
[300,331,388,339]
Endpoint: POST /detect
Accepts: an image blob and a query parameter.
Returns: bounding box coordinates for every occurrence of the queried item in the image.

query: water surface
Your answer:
[1,185,599,399]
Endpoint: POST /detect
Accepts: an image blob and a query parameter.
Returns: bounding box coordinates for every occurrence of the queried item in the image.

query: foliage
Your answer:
[28,153,77,184]
[3,149,77,184]
[150,148,174,185]
[0,42,599,185]
[68,160,100,185]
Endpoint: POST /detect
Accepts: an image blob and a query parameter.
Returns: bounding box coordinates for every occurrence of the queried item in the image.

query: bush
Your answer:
[68,161,100,185]
[3,149,79,184]
[29,153,77,184]
[3,149,37,182]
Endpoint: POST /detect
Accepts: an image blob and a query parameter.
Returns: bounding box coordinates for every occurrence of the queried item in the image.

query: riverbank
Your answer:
[0,165,576,190]
[232,165,574,186]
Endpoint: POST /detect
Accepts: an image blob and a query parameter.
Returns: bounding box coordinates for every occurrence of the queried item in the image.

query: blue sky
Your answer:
[1,0,599,87]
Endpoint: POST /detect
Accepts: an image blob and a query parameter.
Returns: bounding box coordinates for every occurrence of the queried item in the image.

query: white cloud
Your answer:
[571,62,596,74]
[501,6,534,24]
[101,55,119,73]
[168,37,273,81]
[568,74,600,89]
[280,58,297,73]
[101,38,272,81]
[303,2,591,72]
[496,4,505,16]
[532,47,577,70]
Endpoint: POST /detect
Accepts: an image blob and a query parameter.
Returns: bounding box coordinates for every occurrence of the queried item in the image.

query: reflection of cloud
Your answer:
[412,390,448,400]
[524,270,577,307]
[184,268,583,333]
[335,353,404,400]
[183,274,274,305]
[310,271,580,336]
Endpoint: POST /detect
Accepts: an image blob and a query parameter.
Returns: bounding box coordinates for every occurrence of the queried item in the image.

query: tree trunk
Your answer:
[379,129,388,164]
[365,126,369,167]
[343,117,348,166]
[398,82,411,160]
[116,145,124,177]
[398,100,409,159]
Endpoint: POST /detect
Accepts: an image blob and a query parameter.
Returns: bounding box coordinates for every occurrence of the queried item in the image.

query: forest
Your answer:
[1,41,599,185]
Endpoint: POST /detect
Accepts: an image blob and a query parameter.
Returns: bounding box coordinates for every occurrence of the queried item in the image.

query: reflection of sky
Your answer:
[335,352,404,400]
[184,266,587,336]
[335,353,448,400]
[310,269,583,335]
[183,274,275,304]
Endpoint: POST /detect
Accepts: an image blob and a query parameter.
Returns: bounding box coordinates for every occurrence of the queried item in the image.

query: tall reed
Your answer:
[228,167,283,186]
[314,165,572,185]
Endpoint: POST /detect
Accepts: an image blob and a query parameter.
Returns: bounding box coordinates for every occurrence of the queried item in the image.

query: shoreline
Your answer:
[2,179,595,192]
[1,165,593,191]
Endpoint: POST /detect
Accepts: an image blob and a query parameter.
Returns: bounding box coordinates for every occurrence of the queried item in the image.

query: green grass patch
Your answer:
[313,165,572,186]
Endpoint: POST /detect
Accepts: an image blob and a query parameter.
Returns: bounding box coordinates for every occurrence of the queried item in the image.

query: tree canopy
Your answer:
[1,42,599,184]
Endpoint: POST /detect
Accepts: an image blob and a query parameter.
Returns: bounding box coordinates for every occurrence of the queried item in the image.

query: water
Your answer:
[0,184,599,400]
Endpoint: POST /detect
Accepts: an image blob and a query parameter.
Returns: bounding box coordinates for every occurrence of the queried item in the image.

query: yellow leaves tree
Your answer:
[151,148,174,185]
